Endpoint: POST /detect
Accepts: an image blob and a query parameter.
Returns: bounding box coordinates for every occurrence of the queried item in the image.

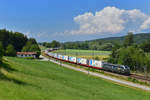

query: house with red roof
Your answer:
[16,52,37,58]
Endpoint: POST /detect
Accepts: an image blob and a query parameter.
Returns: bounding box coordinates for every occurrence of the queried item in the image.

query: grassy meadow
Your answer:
[0,57,150,100]
[53,49,111,60]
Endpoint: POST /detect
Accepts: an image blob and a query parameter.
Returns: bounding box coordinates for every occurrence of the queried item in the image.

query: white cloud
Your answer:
[69,6,150,35]
[140,18,150,29]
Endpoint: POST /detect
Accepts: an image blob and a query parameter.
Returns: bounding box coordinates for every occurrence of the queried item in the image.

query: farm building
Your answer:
[16,52,37,58]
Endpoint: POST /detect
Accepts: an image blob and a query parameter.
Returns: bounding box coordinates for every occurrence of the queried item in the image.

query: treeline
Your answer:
[39,40,60,48]
[40,40,113,51]
[40,32,150,51]
[61,41,113,51]
[108,32,150,73]
[0,29,28,51]
[0,29,40,61]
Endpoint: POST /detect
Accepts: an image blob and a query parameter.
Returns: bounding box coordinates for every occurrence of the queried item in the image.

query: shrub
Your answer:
[24,57,34,60]
[94,56,99,60]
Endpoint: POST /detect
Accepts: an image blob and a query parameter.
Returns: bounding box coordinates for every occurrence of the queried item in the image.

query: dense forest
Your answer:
[0,29,28,51]
[0,29,40,62]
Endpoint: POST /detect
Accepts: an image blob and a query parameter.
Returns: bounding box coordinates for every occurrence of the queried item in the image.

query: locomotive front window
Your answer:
[113,66,118,68]
[125,66,130,69]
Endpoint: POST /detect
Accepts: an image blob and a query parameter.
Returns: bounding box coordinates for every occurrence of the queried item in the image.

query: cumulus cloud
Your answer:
[69,6,150,35]
[140,18,150,29]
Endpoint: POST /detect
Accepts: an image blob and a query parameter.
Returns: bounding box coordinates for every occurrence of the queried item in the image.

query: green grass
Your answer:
[53,49,111,60]
[53,49,111,56]
[0,57,150,100]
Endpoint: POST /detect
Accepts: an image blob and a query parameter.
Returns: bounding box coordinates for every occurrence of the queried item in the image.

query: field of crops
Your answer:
[0,57,150,100]
[53,49,111,60]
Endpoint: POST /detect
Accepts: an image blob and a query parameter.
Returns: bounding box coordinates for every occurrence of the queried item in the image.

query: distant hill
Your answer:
[88,33,150,44]
[61,33,150,51]
[58,33,150,51]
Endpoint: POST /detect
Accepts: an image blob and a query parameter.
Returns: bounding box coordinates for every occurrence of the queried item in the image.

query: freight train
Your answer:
[45,50,130,75]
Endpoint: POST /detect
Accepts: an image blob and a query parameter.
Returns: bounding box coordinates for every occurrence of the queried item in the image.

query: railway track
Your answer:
[41,55,150,91]
[130,74,150,82]
[104,71,150,83]
[43,53,150,83]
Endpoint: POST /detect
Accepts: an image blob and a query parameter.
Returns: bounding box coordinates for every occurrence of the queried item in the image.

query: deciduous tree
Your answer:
[0,42,4,62]
[5,44,16,57]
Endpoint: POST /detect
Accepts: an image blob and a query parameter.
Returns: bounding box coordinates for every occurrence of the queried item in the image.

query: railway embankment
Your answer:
[41,55,150,91]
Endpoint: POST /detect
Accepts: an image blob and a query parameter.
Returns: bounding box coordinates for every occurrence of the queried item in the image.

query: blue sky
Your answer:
[1,0,150,42]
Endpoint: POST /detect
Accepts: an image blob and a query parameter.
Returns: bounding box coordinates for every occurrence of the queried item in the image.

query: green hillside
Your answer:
[0,57,150,100]
[91,33,150,44]
[60,33,150,51]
